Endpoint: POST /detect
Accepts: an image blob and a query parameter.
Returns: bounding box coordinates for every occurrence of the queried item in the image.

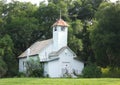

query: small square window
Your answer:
[61,26,65,31]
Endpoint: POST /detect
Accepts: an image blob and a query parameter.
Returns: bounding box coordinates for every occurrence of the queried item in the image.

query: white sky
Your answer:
[111,0,118,2]
[5,0,118,6]
[5,0,48,6]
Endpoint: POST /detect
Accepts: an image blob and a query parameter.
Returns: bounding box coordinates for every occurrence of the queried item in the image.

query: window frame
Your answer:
[54,26,57,31]
[61,26,65,31]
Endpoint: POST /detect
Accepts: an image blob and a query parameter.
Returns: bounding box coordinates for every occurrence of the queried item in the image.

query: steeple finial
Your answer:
[60,10,61,19]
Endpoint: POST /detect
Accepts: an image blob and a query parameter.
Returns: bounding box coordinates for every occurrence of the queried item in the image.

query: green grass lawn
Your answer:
[0,78,120,85]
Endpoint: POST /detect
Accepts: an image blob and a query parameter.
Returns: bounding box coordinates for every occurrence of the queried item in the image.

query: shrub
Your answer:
[25,57,44,77]
[102,67,120,78]
[82,63,102,78]
[0,57,7,78]
[30,68,43,77]
[17,72,26,77]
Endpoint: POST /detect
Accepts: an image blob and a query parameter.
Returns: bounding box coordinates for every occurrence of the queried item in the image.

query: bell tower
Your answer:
[52,19,69,51]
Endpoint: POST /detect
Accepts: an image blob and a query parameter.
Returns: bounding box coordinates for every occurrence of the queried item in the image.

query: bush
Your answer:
[25,57,44,77]
[17,72,26,77]
[82,63,102,78]
[0,57,7,78]
[102,67,120,78]
[30,68,43,77]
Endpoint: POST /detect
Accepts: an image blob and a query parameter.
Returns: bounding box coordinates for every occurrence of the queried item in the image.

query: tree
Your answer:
[90,2,120,68]
[0,1,8,77]
[0,1,40,77]
[68,20,83,56]
[0,57,7,78]
[68,0,103,63]
[4,1,39,56]
[0,1,6,36]
[0,35,17,77]
[68,0,103,21]
[76,21,95,63]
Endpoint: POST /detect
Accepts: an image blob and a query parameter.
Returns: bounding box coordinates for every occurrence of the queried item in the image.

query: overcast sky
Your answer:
[5,0,118,6]
[5,0,48,6]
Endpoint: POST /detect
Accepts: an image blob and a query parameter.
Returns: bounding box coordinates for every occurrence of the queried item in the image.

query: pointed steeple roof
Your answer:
[52,19,69,27]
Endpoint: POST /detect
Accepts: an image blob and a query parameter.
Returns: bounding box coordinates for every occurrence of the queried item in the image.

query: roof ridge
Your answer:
[49,46,76,57]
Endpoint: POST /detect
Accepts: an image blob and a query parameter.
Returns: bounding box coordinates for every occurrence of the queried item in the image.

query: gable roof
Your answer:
[18,39,52,58]
[49,46,76,57]
[52,19,69,27]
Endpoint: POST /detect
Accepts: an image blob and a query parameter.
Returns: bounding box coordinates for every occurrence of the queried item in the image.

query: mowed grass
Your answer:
[0,78,120,85]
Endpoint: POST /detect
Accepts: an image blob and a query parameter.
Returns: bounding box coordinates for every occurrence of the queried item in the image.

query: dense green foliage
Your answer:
[90,2,120,68]
[0,0,120,77]
[0,78,120,85]
[0,34,17,77]
[82,63,101,78]
[0,57,7,77]
[102,67,120,78]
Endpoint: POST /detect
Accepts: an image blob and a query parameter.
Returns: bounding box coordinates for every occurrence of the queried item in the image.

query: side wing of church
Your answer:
[18,18,84,78]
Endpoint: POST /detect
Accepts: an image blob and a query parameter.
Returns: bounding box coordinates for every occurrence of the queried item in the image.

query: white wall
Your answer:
[19,58,26,72]
[58,27,68,50]
[47,59,61,77]
[46,48,84,77]
[39,43,53,61]
[53,26,68,51]
[58,48,84,77]
[44,62,48,76]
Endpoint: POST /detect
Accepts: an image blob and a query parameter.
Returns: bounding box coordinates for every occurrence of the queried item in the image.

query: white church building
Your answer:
[18,18,84,78]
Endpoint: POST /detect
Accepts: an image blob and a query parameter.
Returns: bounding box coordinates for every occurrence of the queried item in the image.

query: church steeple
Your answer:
[52,19,69,51]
